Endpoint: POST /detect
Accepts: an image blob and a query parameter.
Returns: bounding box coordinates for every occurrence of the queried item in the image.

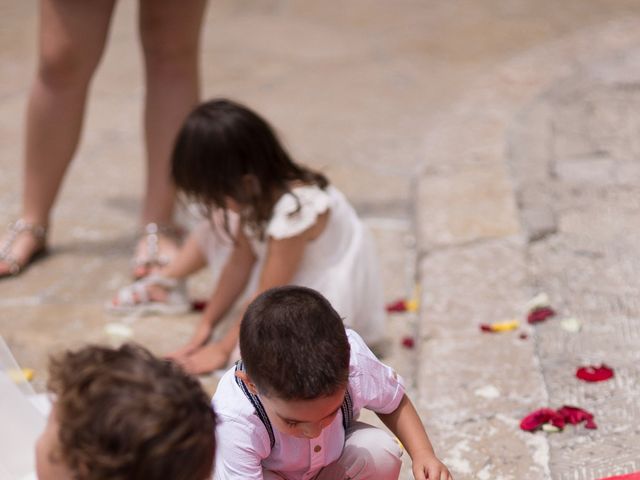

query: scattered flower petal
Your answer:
[527,307,556,324]
[479,320,519,333]
[542,423,561,433]
[598,472,640,479]
[521,405,596,432]
[105,323,133,339]
[8,368,34,383]
[576,364,614,383]
[520,408,564,431]
[525,293,550,312]
[474,385,500,399]
[557,405,597,429]
[560,317,582,333]
[405,299,419,313]
[491,320,519,332]
[386,288,420,313]
[191,300,207,312]
[386,300,407,313]
[519,333,529,340]
[401,336,415,349]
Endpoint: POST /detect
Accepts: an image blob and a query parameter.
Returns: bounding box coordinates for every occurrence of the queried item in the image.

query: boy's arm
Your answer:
[377,394,453,480]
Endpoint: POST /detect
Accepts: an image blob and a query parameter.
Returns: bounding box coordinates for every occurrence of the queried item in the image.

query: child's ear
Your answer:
[234,370,259,395]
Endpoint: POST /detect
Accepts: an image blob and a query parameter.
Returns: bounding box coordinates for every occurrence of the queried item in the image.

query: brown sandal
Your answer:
[0,219,48,279]
[131,222,183,279]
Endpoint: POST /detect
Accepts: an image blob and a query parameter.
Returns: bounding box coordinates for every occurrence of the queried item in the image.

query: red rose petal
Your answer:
[520,408,561,431]
[527,307,556,324]
[557,405,596,428]
[386,300,407,312]
[598,472,640,480]
[576,364,614,383]
[522,406,596,432]
[401,336,415,349]
[519,333,529,340]
[191,300,207,312]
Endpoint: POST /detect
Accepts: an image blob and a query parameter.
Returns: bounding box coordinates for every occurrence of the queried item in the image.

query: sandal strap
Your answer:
[113,275,184,307]
[141,222,182,239]
[134,222,183,268]
[0,219,48,262]
[0,253,20,275]
[139,274,181,290]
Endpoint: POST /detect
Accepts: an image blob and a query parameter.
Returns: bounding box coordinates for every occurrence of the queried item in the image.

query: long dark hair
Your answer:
[171,99,328,237]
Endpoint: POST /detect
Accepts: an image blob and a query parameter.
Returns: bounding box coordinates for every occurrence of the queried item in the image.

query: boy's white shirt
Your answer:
[212,329,405,480]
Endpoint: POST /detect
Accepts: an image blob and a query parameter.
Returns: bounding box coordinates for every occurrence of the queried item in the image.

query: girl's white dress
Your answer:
[195,185,385,344]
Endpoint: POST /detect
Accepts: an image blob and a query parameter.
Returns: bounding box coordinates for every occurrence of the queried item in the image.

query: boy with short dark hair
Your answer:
[35,343,216,480]
[213,286,452,480]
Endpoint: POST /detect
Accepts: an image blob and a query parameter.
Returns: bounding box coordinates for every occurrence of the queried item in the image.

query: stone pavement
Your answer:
[416,21,640,480]
[2,2,640,479]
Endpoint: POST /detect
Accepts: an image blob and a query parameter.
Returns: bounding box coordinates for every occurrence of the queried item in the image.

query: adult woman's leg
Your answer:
[0,0,116,276]
[133,0,208,278]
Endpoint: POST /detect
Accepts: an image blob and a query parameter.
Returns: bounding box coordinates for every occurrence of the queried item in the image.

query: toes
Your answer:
[133,265,149,279]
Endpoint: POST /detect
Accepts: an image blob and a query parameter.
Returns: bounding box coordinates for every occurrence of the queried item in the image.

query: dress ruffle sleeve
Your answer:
[266,186,331,239]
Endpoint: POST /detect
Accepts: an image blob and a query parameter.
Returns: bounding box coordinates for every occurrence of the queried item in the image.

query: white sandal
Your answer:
[106,275,190,316]
[131,223,183,279]
[0,219,48,279]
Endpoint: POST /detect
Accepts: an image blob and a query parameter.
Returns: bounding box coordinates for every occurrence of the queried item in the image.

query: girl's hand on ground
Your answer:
[412,452,453,480]
[175,342,232,375]
[166,322,212,360]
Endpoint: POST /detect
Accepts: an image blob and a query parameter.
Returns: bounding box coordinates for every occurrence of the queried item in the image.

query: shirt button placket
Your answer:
[307,429,326,477]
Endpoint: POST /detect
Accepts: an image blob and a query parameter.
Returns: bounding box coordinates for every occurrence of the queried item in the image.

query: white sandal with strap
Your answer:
[0,219,48,279]
[132,222,183,279]
[106,275,190,316]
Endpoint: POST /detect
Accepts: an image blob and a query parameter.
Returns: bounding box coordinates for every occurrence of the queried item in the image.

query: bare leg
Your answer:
[133,0,208,278]
[112,231,207,306]
[0,0,116,276]
[161,232,208,279]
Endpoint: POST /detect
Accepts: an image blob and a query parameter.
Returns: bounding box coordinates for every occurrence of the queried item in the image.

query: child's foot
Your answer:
[174,342,232,375]
[132,223,182,279]
[0,220,47,278]
[106,275,190,316]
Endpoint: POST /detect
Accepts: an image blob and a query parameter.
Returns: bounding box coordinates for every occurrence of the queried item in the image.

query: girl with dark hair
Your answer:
[108,99,386,374]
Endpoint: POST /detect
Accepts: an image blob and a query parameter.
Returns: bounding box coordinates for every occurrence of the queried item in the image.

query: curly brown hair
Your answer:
[47,343,215,480]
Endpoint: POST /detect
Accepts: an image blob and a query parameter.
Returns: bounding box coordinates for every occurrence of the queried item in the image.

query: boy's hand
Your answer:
[412,451,453,480]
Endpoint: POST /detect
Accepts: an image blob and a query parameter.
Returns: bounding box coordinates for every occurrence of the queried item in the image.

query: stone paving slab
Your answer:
[508,48,640,477]
[417,238,550,479]
[414,18,640,480]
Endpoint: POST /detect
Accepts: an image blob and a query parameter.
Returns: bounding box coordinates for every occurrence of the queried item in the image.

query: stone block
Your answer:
[553,155,616,185]
[417,163,521,249]
[521,204,557,242]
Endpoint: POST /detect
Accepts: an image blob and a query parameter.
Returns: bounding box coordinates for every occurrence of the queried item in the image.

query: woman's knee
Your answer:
[140,23,200,74]
[37,42,100,89]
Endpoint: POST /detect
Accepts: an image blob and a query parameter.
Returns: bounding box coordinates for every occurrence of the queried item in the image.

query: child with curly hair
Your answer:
[35,343,216,480]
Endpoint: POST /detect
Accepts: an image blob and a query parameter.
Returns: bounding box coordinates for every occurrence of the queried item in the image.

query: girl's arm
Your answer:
[215,213,326,354]
[172,226,257,355]
[377,395,453,480]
